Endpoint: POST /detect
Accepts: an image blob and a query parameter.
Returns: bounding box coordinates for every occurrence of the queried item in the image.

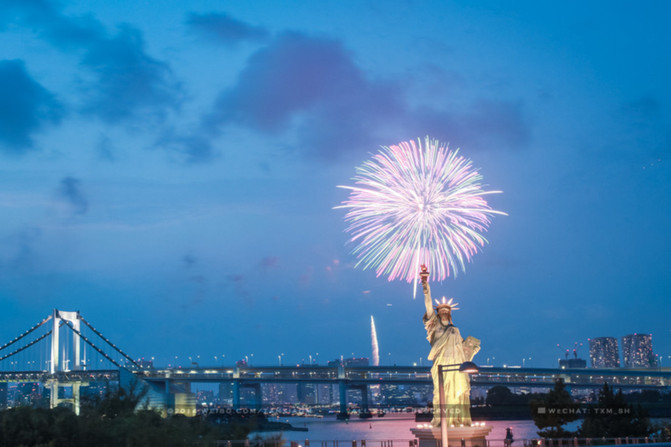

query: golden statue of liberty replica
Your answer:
[420,265,480,427]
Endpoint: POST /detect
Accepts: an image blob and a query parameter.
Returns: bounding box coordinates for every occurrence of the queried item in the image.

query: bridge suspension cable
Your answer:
[0,326,58,362]
[0,315,52,353]
[79,317,141,369]
[61,320,127,369]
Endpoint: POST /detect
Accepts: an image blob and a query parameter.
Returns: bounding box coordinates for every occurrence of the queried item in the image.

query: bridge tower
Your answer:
[49,309,86,415]
[50,310,83,373]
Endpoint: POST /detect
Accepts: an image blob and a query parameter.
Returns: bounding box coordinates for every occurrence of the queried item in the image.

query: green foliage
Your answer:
[529,379,579,438]
[651,420,671,441]
[486,386,516,406]
[250,433,285,447]
[578,383,652,439]
[0,388,250,447]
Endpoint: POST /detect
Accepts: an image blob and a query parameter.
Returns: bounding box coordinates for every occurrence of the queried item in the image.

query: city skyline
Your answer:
[0,1,670,369]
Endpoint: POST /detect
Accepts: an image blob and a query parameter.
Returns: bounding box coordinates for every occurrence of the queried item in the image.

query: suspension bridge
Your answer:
[2,310,671,417]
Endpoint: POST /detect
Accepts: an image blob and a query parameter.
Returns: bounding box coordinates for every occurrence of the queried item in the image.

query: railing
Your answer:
[215,441,414,447]
[214,438,670,447]
[524,438,665,446]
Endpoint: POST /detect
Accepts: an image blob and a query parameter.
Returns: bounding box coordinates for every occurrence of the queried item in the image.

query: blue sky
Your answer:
[1,0,670,368]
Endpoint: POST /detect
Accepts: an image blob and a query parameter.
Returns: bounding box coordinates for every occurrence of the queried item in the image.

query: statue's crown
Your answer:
[434,297,459,311]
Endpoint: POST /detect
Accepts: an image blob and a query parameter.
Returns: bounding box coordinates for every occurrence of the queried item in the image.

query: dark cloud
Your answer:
[205,32,528,161]
[0,60,64,153]
[79,25,180,123]
[206,32,371,133]
[57,177,88,215]
[1,0,180,124]
[0,0,102,47]
[156,129,215,164]
[186,12,268,45]
[96,135,115,161]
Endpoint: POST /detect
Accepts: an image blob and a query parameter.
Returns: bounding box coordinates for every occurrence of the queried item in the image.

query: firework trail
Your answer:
[371,315,379,366]
[337,137,505,295]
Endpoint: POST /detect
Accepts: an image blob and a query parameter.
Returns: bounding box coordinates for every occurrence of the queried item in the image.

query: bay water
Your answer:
[252,415,539,444]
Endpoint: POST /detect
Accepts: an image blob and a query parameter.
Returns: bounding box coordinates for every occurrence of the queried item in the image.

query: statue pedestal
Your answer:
[410,425,492,447]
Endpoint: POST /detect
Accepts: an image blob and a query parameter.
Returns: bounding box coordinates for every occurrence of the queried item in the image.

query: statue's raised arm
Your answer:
[420,265,434,318]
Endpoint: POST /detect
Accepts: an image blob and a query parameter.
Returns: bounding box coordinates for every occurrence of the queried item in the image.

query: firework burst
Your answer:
[336,136,505,292]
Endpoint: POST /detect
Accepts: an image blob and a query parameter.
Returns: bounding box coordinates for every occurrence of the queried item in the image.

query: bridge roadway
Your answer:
[0,370,118,383]
[134,364,671,389]
[2,365,670,415]
[3,365,670,390]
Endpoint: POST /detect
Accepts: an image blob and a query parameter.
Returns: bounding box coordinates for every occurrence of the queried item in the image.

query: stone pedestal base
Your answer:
[410,426,492,447]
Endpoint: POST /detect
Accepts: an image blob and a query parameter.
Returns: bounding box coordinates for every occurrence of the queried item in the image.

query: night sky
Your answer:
[1,1,670,369]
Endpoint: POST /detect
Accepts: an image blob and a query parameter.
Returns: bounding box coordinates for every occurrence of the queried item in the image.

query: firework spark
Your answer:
[371,315,380,366]
[337,136,505,291]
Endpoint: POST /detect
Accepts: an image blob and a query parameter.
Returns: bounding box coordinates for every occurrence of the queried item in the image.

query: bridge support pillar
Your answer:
[251,383,262,411]
[348,384,370,416]
[234,383,262,410]
[338,380,347,419]
[47,380,83,415]
[233,380,240,411]
[49,381,58,410]
[72,382,81,415]
[361,384,369,414]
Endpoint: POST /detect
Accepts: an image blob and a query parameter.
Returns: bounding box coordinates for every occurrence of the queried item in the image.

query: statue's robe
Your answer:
[423,312,480,426]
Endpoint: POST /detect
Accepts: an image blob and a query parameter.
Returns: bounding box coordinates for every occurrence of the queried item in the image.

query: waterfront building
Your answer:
[344,357,369,367]
[622,333,656,367]
[558,358,586,369]
[589,337,620,368]
[297,383,317,405]
[0,383,6,409]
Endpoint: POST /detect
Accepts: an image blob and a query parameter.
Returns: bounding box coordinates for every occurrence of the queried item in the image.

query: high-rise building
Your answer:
[344,357,370,367]
[589,337,620,368]
[558,357,586,369]
[621,333,656,368]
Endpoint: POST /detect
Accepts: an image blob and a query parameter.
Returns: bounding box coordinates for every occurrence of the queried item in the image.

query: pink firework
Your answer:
[336,136,505,288]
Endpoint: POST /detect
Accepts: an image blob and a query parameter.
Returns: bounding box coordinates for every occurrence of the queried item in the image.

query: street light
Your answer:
[437,361,480,447]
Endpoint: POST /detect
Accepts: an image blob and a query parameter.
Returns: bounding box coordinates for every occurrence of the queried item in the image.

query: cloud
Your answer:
[96,134,115,161]
[186,12,268,46]
[0,60,64,153]
[1,0,180,124]
[205,32,528,161]
[156,129,215,164]
[0,227,42,276]
[411,100,529,151]
[57,177,88,215]
[79,25,180,123]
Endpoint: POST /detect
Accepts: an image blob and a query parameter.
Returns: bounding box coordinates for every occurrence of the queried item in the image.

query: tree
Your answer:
[530,379,579,438]
[0,387,251,447]
[579,383,652,438]
[486,386,516,407]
